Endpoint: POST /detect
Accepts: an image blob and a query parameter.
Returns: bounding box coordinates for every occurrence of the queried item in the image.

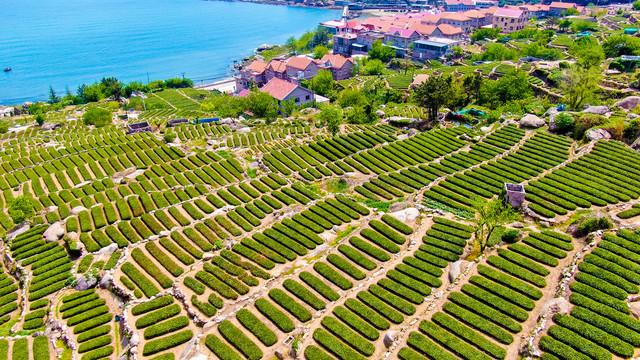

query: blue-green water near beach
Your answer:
[0,0,339,105]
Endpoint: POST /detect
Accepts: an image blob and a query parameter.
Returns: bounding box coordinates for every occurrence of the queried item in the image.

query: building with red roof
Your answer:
[260,78,315,106]
[493,8,528,33]
[319,54,355,80]
[549,2,581,16]
[385,28,421,51]
[238,60,268,88]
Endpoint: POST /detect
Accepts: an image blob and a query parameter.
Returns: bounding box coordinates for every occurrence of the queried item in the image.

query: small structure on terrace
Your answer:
[167,118,188,127]
[127,121,152,135]
[505,183,525,208]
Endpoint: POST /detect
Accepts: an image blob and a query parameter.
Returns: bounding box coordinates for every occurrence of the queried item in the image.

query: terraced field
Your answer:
[1,111,640,360]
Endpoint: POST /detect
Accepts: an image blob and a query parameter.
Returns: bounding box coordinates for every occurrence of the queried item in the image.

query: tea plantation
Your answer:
[0,113,640,360]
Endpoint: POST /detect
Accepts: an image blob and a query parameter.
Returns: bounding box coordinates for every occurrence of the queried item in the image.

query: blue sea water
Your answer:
[0,0,339,105]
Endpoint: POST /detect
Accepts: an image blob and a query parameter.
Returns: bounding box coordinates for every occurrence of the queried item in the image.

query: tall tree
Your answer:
[317,105,342,135]
[48,86,60,104]
[561,65,601,110]
[413,74,455,122]
[368,40,396,62]
[470,197,518,253]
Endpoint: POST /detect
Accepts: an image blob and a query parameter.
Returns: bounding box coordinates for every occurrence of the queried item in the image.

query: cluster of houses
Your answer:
[324,1,591,60]
[236,53,355,106]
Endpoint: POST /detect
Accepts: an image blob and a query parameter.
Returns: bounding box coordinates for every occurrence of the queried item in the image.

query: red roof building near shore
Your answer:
[261,78,315,106]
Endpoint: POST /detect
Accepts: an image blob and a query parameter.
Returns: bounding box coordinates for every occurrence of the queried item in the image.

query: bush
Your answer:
[218,320,263,360]
[432,312,507,359]
[381,214,412,235]
[283,279,325,310]
[299,271,339,301]
[321,316,375,356]
[135,304,181,329]
[255,298,295,333]
[357,291,404,324]
[236,309,277,346]
[502,229,519,243]
[269,288,312,322]
[314,262,353,290]
[419,320,494,360]
[312,329,368,360]
[83,107,112,127]
[553,313,634,358]
[205,335,243,360]
[142,330,193,356]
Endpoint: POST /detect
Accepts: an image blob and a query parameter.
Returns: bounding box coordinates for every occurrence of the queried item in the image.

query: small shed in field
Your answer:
[505,183,525,208]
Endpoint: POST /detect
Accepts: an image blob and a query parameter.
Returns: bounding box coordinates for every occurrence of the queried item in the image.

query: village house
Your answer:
[412,38,462,61]
[410,23,465,40]
[384,28,421,50]
[238,60,268,89]
[438,12,474,32]
[445,0,475,12]
[355,31,386,53]
[548,1,582,17]
[319,54,355,81]
[283,56,319,84]
[260,78,315,107]
[333,33,358,56]
[493,8,528,33]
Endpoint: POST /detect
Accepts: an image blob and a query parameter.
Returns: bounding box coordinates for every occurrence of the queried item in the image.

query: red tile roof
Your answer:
[388,27,418,38]
[245,60,268,74]
[268,60,287,73]
[320,54,355,68]
[261,78,299,101]
[550,1,577,8]
[286,56,314,71]
[438,24,464,35]
[494,8,524,17]
[440,12,472,21]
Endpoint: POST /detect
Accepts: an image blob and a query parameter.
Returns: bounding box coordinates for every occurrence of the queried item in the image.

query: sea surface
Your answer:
[0,0,339,105]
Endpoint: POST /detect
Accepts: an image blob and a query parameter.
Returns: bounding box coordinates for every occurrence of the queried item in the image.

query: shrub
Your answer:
[432,312,507,359]
[419,320,494,360]
[321,316,375,356]
[255,298,295,333]
[121,262,160,298]
[314,262,353,290]
[142,330,193,356]
[269,288,311,322]
[381,214,412,235]
[236,309,278,346]
[205,335,243,360]
[283,279,325,310]
[502,229,520,243]
[312,329,368,360]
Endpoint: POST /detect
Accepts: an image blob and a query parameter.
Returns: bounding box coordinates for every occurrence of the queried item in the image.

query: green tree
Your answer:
[306,69,335,97]
[313,45,329,59]
[363,59,385,75]
[337,89,369,108]
[368,40,396,62]
[558,19,572,31]
[602,35,640,58]
[82,84,106,102]
[561,8,580,16]
[462,73,483,104]
[571,20,597,32]
[308,28,331,49]
[471,28,501,42]
[48,86,60,104]
[101,77,124,100]
[470,197,518,253]
[0,122,8,134]
[201,94,245,118]
[163,132,177,143]
[634,1,640,10]
[561,65,601,110]
[247,91,278,120]
[473,43,517,61]
[83,107,112,127]
[317,105,342,135]
[555,113,575,132]
[8,196,35,224]
[280,99,298,117]
[545,16,558,29]
[413,74,455,122]
[34,111,46,126]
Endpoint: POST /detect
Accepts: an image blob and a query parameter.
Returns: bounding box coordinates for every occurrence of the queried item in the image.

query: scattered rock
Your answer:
[408,128,419,136]
[275,350,286,360]
[98,243,119,255]
[541,297,570,315]
[75,276,97,291]
[585,128,611,141]
[449,260,471,282]
[99,273,113,288]
[6,223,29,240]
[383,331,399,348]
[480,126,492,133]
[582,105,609,115]
[159,230,170,238]
[614,95,640,110]
[202,253,214,260]
[397,134,409,141]
[519,114,545,128]
[630,302,640,319]
[388,201,409,213]
[375,110,385,118]
[70,206,87,215]
[130,333,140,347]
[510,222,524,229]
[188,354,207,360]
[41,122,62,131]
[237,127,251,134]
[43,222,65,243]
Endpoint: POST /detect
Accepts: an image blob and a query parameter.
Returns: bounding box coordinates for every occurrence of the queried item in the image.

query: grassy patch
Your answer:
[188,139,207,148]
[363,197,405,213]
[247,169,258,178]
[329,225,358,247]
[217,150,233,159]
[422,199,474,218]
[325,179,348,194]
[387,74,413,89]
